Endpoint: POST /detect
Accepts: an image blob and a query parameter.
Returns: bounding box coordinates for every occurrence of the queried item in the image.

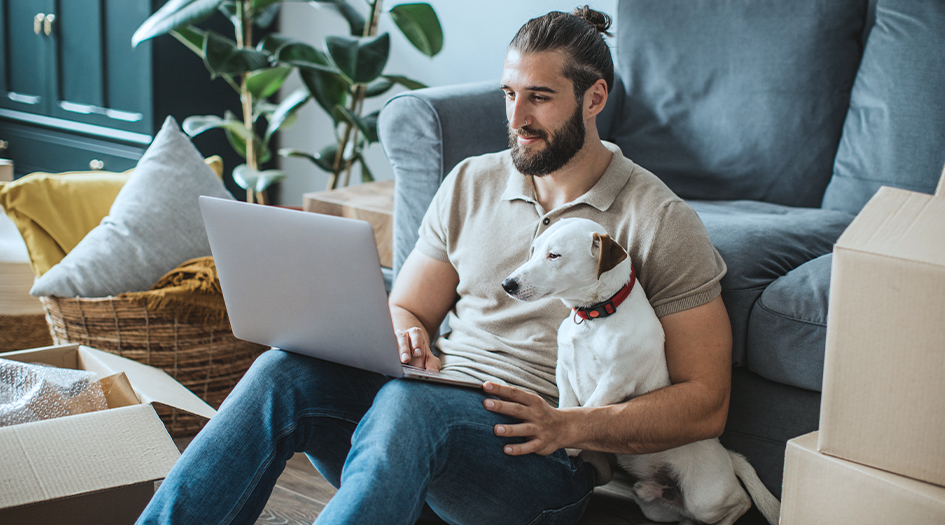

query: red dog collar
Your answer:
[573,266,636,321]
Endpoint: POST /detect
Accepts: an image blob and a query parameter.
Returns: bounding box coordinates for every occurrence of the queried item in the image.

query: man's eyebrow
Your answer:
[499,84,558,94]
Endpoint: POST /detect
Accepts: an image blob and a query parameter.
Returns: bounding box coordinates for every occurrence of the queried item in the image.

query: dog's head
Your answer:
[501,218,629,305]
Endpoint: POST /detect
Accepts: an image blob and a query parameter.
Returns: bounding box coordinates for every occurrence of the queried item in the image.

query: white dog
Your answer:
[502,218,780,525]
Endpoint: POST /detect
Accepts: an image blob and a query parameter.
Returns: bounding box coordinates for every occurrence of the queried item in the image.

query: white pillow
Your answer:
[31,117,235,297]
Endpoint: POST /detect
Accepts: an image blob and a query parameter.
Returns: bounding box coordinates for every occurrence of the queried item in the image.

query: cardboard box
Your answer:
[304,179,394,268]
[819,169,945,487]
[0,344,215,524]
[781,432,945,524]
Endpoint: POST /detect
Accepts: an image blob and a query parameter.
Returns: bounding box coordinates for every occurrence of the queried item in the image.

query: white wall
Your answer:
[276,1,618,205]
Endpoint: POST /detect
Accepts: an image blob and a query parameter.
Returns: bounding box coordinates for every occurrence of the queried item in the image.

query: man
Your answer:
[138,7,730,525]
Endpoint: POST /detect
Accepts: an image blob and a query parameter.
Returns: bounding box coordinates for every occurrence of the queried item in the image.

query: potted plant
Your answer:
[133,0,443,203]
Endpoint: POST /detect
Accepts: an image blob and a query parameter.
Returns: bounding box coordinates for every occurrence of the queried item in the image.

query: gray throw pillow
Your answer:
[31,117,234,297]
[821,0,945,215]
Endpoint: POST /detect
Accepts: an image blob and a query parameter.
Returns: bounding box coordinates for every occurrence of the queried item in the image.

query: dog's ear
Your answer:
[593,233,628,279]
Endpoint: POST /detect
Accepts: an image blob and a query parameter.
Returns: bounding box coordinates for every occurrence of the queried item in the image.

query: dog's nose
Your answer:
[501,278,519,295]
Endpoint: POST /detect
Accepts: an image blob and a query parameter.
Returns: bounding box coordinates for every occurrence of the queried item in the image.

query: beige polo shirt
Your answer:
[416,142,726,402]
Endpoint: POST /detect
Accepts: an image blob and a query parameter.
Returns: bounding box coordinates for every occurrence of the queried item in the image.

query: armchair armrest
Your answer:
[378,81,507,276]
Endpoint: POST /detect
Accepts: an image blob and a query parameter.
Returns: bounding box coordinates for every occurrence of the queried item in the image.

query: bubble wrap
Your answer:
[0,358,108,428]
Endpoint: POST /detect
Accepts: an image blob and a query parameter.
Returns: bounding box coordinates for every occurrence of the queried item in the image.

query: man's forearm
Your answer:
[561,378,729,455]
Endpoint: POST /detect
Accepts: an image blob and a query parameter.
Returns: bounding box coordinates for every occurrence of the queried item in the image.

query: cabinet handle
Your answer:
[89,159,105,171]
[44,14,55,36]
[34,13,45,35]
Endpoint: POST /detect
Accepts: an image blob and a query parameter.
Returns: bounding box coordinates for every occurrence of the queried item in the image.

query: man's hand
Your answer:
[396,326,441,372]
[482,382,574,456]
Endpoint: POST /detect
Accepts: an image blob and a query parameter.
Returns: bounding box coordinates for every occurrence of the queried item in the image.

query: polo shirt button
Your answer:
[542,218,551,225]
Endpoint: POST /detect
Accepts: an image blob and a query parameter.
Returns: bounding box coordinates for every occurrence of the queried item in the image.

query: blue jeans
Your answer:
[137,349,594,525]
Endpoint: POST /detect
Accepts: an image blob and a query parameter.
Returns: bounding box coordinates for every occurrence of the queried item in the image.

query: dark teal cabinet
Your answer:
[0,0,245,196]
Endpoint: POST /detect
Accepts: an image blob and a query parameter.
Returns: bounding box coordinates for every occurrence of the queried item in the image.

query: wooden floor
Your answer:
[170,439,769,525]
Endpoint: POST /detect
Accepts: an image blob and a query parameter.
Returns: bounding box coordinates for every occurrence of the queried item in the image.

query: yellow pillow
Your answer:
[0,156,223,276]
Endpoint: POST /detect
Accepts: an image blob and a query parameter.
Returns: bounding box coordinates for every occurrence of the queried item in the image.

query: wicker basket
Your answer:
[0,313,54,352]
[41,295,266,437]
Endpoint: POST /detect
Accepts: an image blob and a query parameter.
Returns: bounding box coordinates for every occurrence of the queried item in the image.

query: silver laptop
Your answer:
[199,196,481,389]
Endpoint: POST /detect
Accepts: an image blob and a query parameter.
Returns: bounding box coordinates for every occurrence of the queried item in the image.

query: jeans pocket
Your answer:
[525,491,593,525]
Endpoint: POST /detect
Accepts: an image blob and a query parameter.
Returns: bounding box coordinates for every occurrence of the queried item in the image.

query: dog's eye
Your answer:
[547,252,560,260]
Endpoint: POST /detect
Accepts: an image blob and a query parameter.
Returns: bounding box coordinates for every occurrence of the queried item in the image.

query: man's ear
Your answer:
[592,232,627,279]
[583,78,609,119]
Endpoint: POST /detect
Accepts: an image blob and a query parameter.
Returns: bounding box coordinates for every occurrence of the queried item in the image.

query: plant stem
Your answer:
[238,0,258,203]
[328,0,384,191]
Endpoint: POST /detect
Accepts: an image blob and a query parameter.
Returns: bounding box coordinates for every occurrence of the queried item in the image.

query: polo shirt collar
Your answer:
[501,141,632,212]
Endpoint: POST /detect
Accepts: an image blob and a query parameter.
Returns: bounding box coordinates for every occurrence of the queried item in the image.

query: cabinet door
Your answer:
[0,0,56,114]
[48,0,153,135]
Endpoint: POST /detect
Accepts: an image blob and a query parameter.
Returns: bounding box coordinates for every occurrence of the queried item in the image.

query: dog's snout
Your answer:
[501,278,519,295]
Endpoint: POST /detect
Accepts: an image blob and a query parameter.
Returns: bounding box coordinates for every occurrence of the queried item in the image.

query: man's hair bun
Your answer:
[572,5,613,37]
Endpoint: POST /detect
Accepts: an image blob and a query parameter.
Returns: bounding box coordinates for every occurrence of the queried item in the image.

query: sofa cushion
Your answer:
[747,253,832,391]
[30,117,234,298]
[688,201,852,365]
[609,0,867,207]
[822,0,945,215]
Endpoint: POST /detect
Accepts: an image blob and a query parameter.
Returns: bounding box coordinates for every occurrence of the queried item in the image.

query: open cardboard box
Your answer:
[0,344,216,524]
[819,166,945,487]
[781,432,945,524]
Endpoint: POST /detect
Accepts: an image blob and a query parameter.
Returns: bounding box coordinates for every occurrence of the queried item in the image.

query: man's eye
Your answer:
[547,253,560,260]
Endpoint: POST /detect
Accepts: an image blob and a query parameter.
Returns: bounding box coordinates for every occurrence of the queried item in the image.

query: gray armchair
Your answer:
[379,0,945,499]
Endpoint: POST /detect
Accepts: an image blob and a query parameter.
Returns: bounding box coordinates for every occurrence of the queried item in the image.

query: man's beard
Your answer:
[509,105,586,177]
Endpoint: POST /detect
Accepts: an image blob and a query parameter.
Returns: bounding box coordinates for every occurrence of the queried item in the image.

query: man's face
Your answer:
[501,50,587,177]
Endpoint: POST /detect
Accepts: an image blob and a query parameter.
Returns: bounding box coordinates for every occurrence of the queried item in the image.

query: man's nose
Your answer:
[508,99,530,129]
[501,277,519,295]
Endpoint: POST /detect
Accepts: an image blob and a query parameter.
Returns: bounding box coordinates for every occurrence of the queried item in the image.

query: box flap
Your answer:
[76,347,216,420]
[2,345,216,420]
[836,186,945,267]
[0,405,180,509]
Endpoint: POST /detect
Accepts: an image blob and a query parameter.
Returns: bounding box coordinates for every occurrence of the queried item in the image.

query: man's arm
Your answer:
[388,249,460,371]
[484,295,732,455]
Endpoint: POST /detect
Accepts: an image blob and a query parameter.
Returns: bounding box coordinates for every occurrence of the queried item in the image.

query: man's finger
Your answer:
[483,382,536,405]
[407,328,426,357]
[494,421,539,438]
[501,438,545,456]
[397,332,412,363]
[483,397,529,419]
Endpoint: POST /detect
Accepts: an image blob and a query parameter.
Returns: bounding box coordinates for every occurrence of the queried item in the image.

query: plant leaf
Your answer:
[365,77,394,97]
[232,164,256,190]
[182,114,252,140]
[383,74,427,90]
[170,26,207,58]
[246,66,293,99]
[326,33,390,84]
[254,0,311,10]
[358,155,374,182]
[298,68,350,122]
[217,111,271,163]
[274,42,338,73]
[389,3,443,57]
[204,31,272,78]
[279,144,339,173]
[233,164,285,192]
[335,107,378,143]
[253,4,281,28]
[313,0,366,36]
[133,0,224,46]
[256,34,294,55]
[265,88,311,140]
